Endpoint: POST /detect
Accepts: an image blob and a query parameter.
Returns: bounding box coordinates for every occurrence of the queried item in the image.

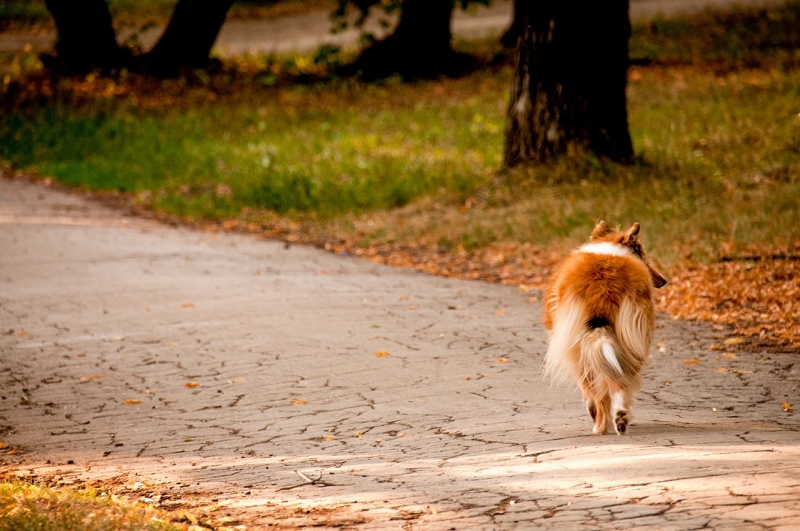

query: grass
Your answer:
[0,479,180,531]
[0,4,797,266]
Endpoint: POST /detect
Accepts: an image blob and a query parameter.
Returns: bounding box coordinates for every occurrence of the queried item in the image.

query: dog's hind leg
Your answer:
[592,394,612,434]
[611,389,631,435]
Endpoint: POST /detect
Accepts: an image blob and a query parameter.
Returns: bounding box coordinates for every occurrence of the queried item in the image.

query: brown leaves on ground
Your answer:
[660,244,800,349]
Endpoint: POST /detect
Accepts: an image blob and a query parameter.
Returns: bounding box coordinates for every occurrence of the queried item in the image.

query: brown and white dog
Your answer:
[542,221,667,435]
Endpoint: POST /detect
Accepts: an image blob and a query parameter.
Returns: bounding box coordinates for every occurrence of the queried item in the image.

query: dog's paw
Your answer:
[614,410,628,435]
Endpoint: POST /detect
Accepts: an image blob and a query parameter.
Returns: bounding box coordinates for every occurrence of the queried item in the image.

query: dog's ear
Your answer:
[623,222,640,242]
[591,220,612,239]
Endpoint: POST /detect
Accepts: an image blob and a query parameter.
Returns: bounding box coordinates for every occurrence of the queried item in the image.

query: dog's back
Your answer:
[542,221,665,434]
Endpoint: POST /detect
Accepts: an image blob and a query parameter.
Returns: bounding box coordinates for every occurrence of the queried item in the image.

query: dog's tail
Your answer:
[545,297,648,394]
[580,324,628,396]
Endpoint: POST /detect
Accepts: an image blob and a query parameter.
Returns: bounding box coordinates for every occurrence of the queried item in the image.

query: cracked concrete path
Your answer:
[0,177,798,530]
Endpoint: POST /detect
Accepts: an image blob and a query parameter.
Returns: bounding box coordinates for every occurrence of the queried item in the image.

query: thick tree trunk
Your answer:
[504,1,634,166]
[43,0,123,72]
[500,0,526,48]
[351,0,456,79]
[144,0,234,74]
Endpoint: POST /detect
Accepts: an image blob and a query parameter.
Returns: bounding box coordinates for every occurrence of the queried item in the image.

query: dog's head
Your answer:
[590,220,667,289]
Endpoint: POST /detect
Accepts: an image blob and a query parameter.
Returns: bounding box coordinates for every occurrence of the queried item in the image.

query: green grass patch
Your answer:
[1,3,798,266]
[0,479,180,531]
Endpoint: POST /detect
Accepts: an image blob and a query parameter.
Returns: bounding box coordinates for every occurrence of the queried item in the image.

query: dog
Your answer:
[542,221,667,435]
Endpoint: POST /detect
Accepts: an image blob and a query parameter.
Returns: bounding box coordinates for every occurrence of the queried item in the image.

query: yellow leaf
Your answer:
[724,337,744,346]
[495,357,508,363]
[184,382,200,388]
[181,303,194,308]
[0,442,8,449]
[323,435,334,441]
[355,432,363,438]
[782,401,791,412]
[399,296,410,301]
[290,399,307,405]
[722,353,738,359]
[682,359,699,365]
[7,449,16,455]
[80,374,105,382]
[717,367,728,373]
[709,344,723,351]
[375,351,389,357]
[123,399,141,405]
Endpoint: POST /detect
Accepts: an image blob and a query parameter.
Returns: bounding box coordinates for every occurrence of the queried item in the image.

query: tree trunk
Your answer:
[43,0,123,72]
[351,0,456,79]
[144,0,234,74]
[500,0,526,48]
[503,1,634,166]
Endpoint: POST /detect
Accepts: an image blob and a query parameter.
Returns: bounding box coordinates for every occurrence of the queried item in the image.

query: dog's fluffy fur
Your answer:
[542,221,667,435]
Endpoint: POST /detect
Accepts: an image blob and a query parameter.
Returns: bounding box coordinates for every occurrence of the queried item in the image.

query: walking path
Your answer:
[1,177,798,529]
[0,0,787,58]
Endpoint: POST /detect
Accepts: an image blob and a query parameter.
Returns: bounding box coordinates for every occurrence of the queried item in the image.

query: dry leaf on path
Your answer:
[323,435,334,441]
[783,401,792,412]
[0,442,8,449]
[290,399,307,405]
[184,382,200,388]
[724,337,745,346]
[682,359,699,365]
[723,353,738,359]
[375,351,390,357]
[123,399,141,405]
[80,374,106,382]
[496,357,509,363]
[181,302,194,308]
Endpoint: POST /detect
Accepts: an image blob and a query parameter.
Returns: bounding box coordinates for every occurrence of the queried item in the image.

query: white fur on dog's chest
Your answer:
[576,242,632,257]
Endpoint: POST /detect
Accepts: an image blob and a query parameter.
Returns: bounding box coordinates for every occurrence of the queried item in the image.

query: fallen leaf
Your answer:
[717,367,728,373]
[323,435,334,441]
[724,337,745,346]
[80,374,106,382]
[76,353,86,358]
[0,442,8,449]
[730,369,753,374]
[184,382,200,388]
[355,432,363,438]
[290,399,307,405]
[682,358,699,365]
[181,303,194,308]
[709,344,723,351]
[15,330,29,337]
[723,352,738,359]
[782,401,791,412]
[495,357,509,363]
[171,342,179,347]
[375,351,390,357]
[399,296,410,301]
[319,270,332,275]
[123,399,141,405]
[184,437,194,442]
[495,309,506,316]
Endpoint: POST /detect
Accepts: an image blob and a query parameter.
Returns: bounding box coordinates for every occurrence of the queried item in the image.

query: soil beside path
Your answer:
[1,177,798,530]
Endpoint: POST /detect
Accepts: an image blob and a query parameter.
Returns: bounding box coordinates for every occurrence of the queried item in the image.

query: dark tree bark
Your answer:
[43,0,124,72]
[349,0,458,79]
[504,1,634,166]
[144,0,234,74]
[500,0,525,48]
